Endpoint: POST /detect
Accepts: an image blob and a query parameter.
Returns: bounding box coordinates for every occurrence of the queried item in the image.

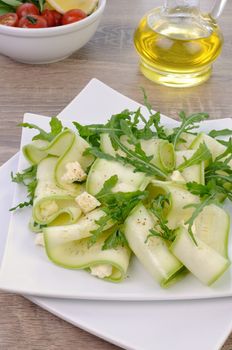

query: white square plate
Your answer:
[1,153,232,350]
[0,79,231,300]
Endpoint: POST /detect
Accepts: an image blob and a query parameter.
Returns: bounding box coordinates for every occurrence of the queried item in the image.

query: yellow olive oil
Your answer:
[134,9,223,87]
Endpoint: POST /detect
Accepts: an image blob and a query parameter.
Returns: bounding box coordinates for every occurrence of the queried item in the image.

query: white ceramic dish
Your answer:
[0,0,106,64]
[0,78,231,301]
[1,152,232,350]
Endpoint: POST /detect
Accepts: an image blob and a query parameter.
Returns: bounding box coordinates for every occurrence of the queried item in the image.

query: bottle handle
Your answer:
[210,0,227,18]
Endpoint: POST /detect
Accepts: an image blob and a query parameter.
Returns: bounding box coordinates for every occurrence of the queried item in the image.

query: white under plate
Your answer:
[0,79,231,301]
[1,153,232,350]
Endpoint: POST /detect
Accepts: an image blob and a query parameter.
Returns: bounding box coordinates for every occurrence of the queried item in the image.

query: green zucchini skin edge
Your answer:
[33,156,83,225]
[43,235,131,283]
[170,226,231,286]
[100,134,176,172]
[194,204,230,259]
[150,180,200,230]
[23,129,94,194]
[86,158,149,195]
[43,209,130,282]
[124,203,185,287]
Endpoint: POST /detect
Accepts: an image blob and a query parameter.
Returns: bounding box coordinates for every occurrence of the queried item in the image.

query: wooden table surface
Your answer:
[0,0,232,349]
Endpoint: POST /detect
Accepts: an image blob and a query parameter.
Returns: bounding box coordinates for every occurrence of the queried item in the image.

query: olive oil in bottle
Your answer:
[134,6,223,87]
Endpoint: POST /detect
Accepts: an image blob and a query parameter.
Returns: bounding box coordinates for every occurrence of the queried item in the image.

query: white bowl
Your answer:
[0,0,106,64]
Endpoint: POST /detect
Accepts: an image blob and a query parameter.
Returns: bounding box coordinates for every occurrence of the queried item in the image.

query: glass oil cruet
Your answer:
[134,0,227,87]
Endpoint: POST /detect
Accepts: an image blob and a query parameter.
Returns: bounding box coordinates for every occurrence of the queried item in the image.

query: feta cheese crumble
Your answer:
[90,264,112,279]
[35,233,45,247]
[61,161,87,184]
[40,200,59,219]
[75,191,100,214]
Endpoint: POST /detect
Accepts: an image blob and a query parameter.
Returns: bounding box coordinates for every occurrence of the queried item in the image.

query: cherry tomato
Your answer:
[41,9,55,27]
[0,13,19,27]
[16,3,39,18]
[61,9,86,26]
[18,15,47,28]
[41,9,61,27]
[52,10,62,26]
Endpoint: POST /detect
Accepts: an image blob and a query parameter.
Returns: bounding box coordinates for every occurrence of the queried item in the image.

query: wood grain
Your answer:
[0,0,232,349]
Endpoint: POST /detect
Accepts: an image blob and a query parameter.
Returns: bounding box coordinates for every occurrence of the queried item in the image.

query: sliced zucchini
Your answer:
[43,208,113,245]
[190,132,232,173]
[23,129,94,194]
[150,180,200,229]
[86,158,148,195]
[140,139,175,172]
[170,226,230,285]
[100,134,115,156]
[100,134,124,157]
[100,134,175,172]
[23,139,49,164]
[175,150,204,184]
[33,157,83,225]
[194,204,230,258]
[176,132,197,151]
[44,217,130,282]
[190,133,226,160]
[124,204,185,287]
[23,130,74,164]
[55,131,94,191]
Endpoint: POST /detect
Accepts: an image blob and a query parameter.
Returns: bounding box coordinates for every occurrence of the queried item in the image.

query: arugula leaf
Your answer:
[184,194,216,225]
[147,194,175,242]
[203,140,232,201]
[19,122,51,141]
[217,139,232,147]
[10,200,33,212]
[110,134,167,178]
[116,139,165,177]
[74,92,170,179]
[89,176,148,248]
[96,175,118,200]
[85,147,116,162]
[86,137,168,179]
[141,87,153,114]
[1,0,21,7]
[99,191,148,223]
[10,165,37,211]
[171,112,209,149]
[206,167,232,186]
[119,119,138,145]
[19,117,63,142]
[84,104,208,180]
[184,193,216,245]
[208,129,232,138]
[184,176,232,244]
[142,88,168,139]
[73,121,120,147]
[0,1,14,14]
[11,165,37,185]
[31,221,47,230]
[102,228,128,250]
[50,117,63,137]
[74,96,167,150]
[146,111,167,140]
[177,143,212,171]
[89,214,112,245]
[215,138,232,162]
[186,181,214,197]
